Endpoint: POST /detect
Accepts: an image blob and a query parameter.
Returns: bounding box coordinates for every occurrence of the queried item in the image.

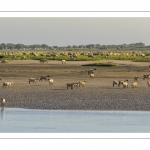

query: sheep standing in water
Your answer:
[131,82,138,88]
[1,98,5,111]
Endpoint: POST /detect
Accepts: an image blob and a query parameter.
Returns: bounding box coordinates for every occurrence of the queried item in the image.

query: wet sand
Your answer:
[1,60,150,110]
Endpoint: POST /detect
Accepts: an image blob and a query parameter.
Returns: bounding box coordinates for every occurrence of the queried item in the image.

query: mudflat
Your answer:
[1,60,150,110]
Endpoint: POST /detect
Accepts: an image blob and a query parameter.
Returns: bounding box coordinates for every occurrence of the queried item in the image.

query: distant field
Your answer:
[1,49,150,62]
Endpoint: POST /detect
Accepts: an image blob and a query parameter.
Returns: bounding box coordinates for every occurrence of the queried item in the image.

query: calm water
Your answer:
[0,108,150,133]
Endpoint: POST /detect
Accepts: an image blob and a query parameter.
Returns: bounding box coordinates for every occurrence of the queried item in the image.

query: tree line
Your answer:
[0,42,149,50]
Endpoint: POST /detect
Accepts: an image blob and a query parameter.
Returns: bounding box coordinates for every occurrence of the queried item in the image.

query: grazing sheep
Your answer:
[66,82,80,89]
[2,82,13,88]
[29,78,39,84]
[48,79,54,85]
[79,81,87,87]
[147,82,150,87]
[134,76,138,81]
[113,81,121,87]
[1,98,5,111]
[131,82,138,88]
[88,68,96,75]
[143,74,150,80]
[122,79,128,88]
[90,73,94,78]
[40,59,48,63]
[21,56,27,60]
[62,60,66,64]
[40,75,50,81]
[1,60,8,64]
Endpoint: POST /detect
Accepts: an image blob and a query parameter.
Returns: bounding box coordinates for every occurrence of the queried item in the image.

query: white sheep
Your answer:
[122,79,128,88]
[2,82,13,88]
[62,60,66,64]
[79,81,87,87]
[1,98,5,111]
[90,73,94,78]
[88,68,96,75]
[48,79,54,85]
[131,82,137,88]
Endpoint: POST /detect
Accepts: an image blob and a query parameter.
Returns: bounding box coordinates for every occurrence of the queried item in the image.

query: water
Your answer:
[1,108,150,133]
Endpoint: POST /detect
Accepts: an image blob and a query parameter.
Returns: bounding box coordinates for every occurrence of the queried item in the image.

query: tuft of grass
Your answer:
[82,62,116,67]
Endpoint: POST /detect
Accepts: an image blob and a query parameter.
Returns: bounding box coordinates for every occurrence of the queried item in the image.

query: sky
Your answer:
[0,17,150,47]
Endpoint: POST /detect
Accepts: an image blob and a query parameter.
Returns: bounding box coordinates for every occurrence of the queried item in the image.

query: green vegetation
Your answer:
[82,62,116,67]
[1,48,150,62]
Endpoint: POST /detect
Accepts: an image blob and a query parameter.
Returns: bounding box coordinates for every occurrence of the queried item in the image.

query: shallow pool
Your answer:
[1,108,150,133]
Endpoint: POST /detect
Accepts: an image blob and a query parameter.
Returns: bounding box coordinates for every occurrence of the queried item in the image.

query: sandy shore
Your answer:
[1,60,150,110]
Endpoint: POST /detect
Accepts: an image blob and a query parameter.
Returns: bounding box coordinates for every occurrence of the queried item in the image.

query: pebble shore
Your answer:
[1,60,150,111]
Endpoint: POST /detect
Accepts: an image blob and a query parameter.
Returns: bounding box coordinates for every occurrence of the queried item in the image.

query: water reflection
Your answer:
[1,109,5,120]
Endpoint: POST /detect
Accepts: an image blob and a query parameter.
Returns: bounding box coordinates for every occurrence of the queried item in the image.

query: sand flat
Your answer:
[1,60,150,110]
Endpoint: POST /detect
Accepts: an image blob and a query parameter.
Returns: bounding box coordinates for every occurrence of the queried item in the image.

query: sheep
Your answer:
[90,73,94,78]
[134,76,138,81]
[29,78,39,84]
[122,79,128,88]
[143,74,150,80]
[66,82,80,89]
[48,79,54,85]
[79,81,87,87]
[1,98,5,111]
[131,82,138,88]
[40,75,50,81]
[40,59,48,63]
[21,56,27,60]
[147,82,150,87]
[88,68,96,75]
[2,82,13,88]
[72,83,80,89]
[62,60,66,64]
[113,81,121,87]
[1,60,8,64]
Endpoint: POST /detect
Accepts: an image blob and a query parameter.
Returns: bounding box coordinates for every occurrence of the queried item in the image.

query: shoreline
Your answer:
[1,60,150,111]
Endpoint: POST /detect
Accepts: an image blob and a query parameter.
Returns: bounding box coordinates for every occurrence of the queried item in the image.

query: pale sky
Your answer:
[0,17,150,46]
